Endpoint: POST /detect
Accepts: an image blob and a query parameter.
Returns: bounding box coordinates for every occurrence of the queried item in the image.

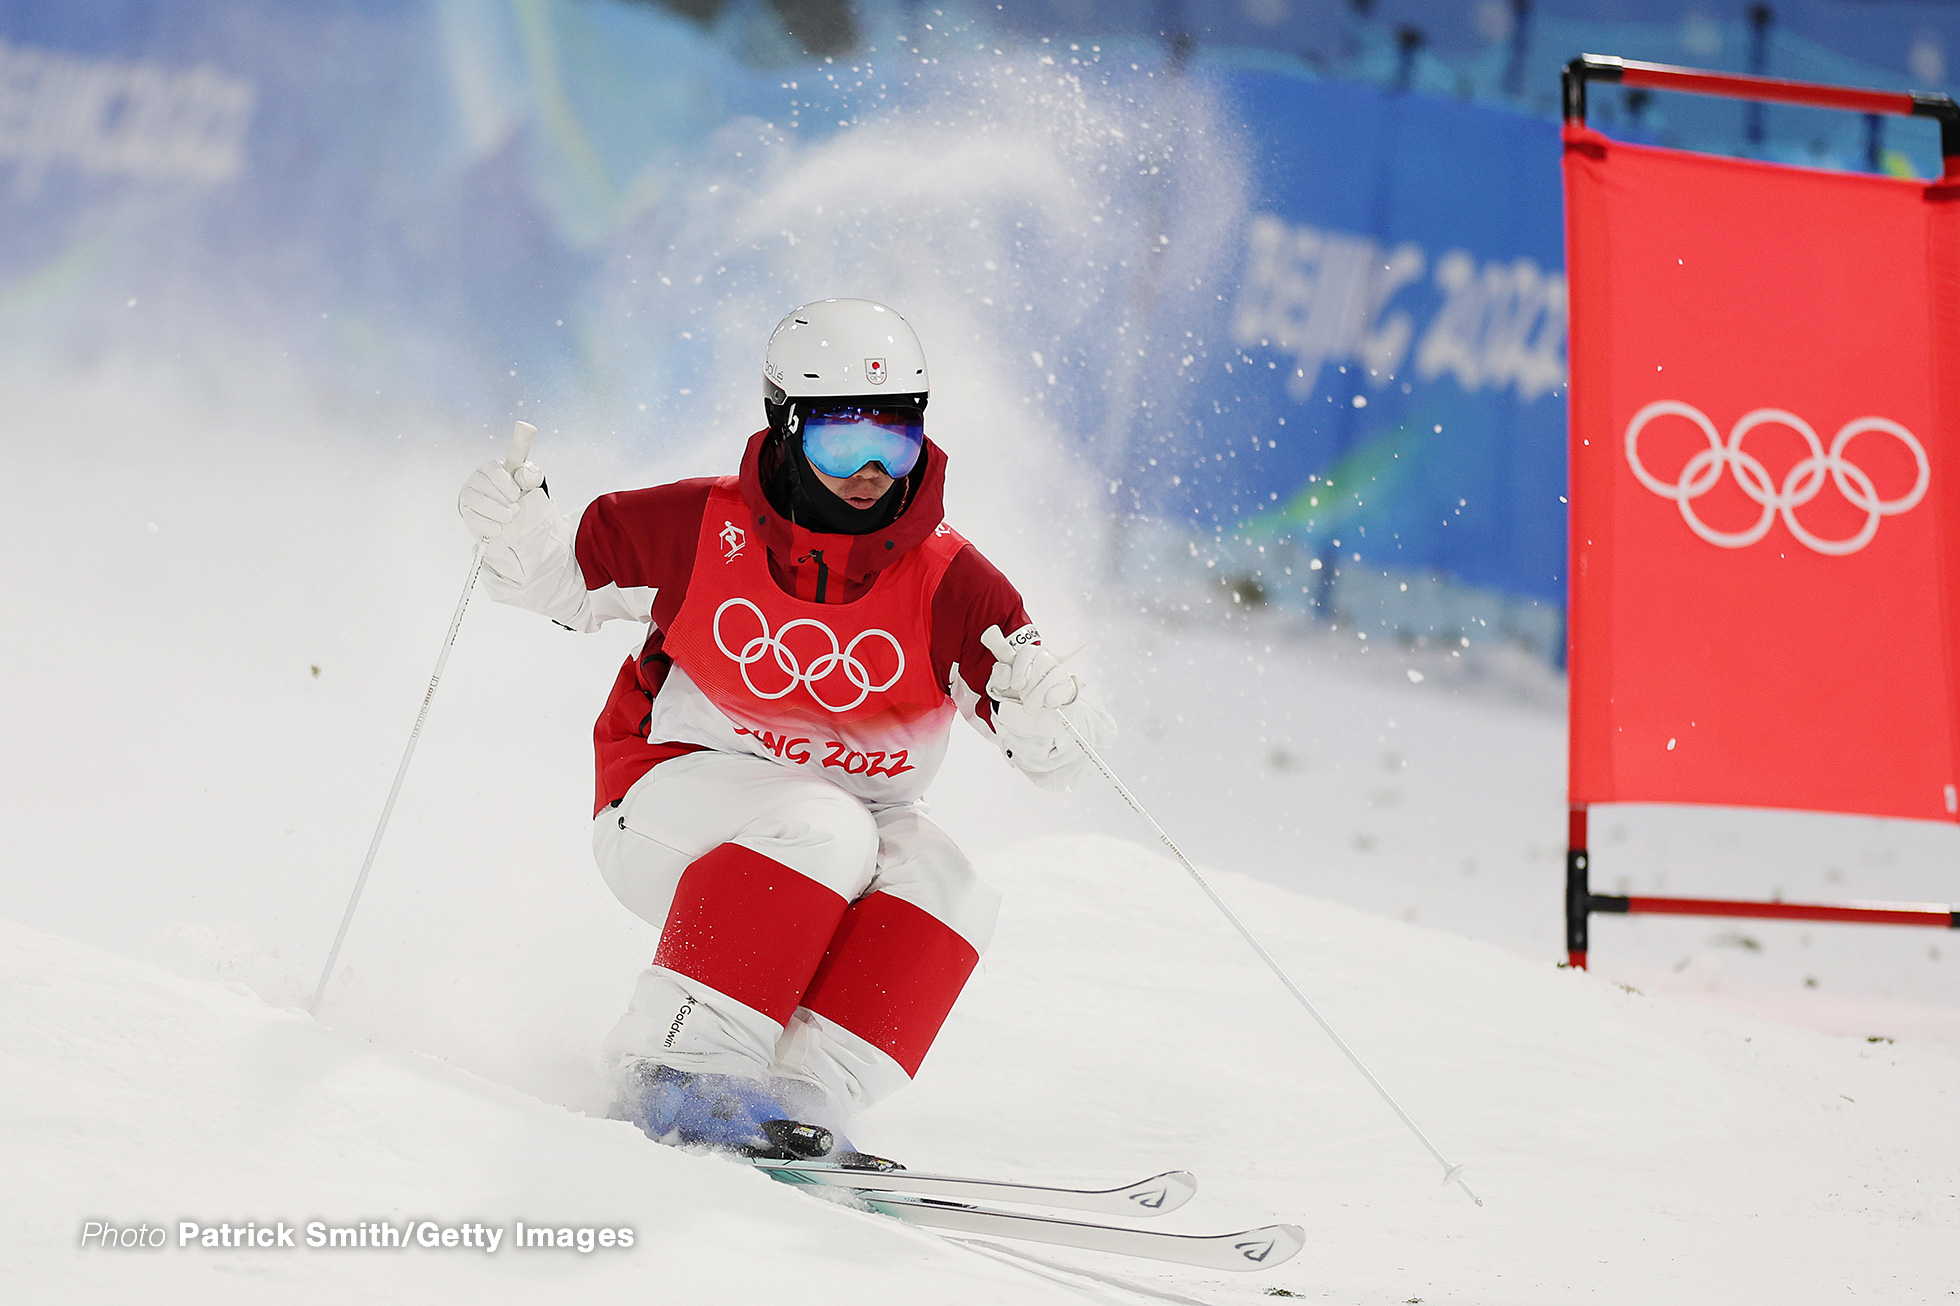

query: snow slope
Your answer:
[9,839,1958,1303]
[0,917,1096,1305]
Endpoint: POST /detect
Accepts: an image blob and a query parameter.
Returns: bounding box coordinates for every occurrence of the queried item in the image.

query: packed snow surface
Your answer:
[6,376,1958,1302]
[10,845,1959,1303]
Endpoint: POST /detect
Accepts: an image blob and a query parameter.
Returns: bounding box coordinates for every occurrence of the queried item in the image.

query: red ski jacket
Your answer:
[570,431,1032,814]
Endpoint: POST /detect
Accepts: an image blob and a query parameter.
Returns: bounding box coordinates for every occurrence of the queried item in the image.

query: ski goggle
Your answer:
[800,404,925,479]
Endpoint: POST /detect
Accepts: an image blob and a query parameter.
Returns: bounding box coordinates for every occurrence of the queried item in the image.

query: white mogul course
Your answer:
[8,840,1960,1303]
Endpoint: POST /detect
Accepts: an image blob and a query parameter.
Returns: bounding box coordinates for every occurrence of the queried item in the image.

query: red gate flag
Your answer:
[1563,125,1960,823]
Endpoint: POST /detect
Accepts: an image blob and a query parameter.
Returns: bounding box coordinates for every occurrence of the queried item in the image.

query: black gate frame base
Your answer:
[1564,806,1959,969]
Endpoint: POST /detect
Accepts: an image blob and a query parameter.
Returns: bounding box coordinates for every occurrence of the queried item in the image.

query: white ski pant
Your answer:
[592,750,999,1119]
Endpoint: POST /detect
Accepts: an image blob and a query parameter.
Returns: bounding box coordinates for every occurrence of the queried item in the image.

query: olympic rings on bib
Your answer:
[712,597,905,713]
[1624,400,1929,556]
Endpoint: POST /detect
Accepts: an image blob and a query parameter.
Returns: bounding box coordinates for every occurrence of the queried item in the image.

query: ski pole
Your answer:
[308,421,536,1016]
[1058,712,1483,1207]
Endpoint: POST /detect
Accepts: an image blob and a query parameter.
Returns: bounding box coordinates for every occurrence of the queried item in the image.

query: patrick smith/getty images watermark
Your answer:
[79,1220,636,1253]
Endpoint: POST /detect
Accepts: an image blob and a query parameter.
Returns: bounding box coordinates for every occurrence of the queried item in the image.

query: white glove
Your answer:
[981,623,1078,709]
[457,457,545,541]
[979,624,1113,792]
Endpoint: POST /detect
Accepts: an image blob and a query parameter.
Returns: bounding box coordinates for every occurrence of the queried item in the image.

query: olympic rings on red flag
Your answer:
[1624,400,1929,556]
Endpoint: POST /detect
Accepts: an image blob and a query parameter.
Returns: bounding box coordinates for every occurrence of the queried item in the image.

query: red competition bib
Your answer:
[655,480,964,802]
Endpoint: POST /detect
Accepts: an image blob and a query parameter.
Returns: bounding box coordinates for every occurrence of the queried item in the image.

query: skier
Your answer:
[457,298,1112,1161]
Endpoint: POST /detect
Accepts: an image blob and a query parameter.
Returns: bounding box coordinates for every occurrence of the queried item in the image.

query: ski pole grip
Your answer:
[507,420,536,474]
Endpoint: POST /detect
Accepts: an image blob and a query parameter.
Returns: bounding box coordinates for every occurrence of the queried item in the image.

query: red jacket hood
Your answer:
[736,428,950,592]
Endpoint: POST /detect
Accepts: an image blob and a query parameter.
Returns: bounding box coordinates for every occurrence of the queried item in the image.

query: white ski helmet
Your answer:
[763,298,929,430]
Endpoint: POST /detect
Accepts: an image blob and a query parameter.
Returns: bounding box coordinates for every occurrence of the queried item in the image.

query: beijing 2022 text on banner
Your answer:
[1563,121,1960,823]
[1134,66,1570,612]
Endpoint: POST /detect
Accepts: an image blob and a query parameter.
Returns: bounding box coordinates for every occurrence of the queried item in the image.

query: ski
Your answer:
[752,1161,1198,1217]
[852,1193,1305,1272]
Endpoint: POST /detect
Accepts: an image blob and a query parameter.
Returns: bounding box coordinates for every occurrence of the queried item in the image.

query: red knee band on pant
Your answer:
[800,891,981,1077]
[652,842,848,1025]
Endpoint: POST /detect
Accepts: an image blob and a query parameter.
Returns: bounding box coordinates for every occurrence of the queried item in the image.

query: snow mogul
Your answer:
[456,298,1112,1162]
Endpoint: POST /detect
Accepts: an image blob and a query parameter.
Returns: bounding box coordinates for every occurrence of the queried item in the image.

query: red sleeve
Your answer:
[574,478,714,629]
[930,543,1034,727]
[581,479,716,814]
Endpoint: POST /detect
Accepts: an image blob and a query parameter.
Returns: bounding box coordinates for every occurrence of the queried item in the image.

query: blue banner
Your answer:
[0,4,1573,649]
[1127,68,1568,633]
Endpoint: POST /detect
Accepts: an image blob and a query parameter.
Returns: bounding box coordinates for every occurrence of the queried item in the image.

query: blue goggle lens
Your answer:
[802,405,925,479]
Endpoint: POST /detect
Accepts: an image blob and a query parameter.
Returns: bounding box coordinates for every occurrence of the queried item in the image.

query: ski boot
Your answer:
[619,1063,835,1161]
